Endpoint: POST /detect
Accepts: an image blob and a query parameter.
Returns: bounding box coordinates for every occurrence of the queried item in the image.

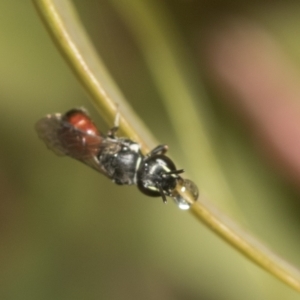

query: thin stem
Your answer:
[110,0,235,207]
[190,195,300,292]
[33,0,156,152]
[33,0,300,293]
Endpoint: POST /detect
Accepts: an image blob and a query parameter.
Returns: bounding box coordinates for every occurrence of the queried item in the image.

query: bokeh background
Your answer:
[1,0,300,299]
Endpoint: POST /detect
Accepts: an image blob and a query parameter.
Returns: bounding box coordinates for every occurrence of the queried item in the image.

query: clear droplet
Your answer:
[171,179,199,210]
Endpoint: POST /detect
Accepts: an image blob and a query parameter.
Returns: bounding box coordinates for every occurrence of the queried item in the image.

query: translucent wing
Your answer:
[35,112,108,175]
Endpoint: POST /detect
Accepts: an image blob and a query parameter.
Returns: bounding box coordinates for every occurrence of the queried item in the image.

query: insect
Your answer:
[36,108,184,203]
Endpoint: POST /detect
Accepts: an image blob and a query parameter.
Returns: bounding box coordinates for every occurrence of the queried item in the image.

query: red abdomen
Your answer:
[64,109,100,136]
[59,108,103,157]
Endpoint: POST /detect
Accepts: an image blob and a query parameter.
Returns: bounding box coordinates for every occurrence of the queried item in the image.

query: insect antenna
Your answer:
[162,169,184,177]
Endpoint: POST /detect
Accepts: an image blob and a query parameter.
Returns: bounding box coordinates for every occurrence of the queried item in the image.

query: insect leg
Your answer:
[145,145,168,158]
[107,111,120,138]
[157,183,167,204]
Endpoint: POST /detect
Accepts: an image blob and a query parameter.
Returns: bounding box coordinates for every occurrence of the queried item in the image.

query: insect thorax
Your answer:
[98,138,142,185]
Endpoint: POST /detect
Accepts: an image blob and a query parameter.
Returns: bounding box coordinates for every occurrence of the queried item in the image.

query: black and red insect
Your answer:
[36,108,184,203]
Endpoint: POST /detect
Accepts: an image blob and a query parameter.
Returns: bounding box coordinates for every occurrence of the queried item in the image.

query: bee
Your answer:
[36,108,184,203]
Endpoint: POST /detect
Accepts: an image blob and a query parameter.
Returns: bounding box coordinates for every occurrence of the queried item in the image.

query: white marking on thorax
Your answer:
[129,143,140,153]
[133,156,142,184]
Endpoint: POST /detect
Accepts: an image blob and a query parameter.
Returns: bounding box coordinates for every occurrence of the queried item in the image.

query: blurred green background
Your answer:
[1,1,300,299]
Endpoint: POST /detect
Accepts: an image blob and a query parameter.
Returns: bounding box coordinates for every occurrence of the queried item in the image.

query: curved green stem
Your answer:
[33,0,300,292]
[33,0,156,151]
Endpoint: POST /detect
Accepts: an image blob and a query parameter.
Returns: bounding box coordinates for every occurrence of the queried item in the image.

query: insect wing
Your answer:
[35,113,106,174]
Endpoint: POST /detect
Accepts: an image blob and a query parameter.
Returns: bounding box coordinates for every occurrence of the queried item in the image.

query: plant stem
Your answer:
[33,0,300,292]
